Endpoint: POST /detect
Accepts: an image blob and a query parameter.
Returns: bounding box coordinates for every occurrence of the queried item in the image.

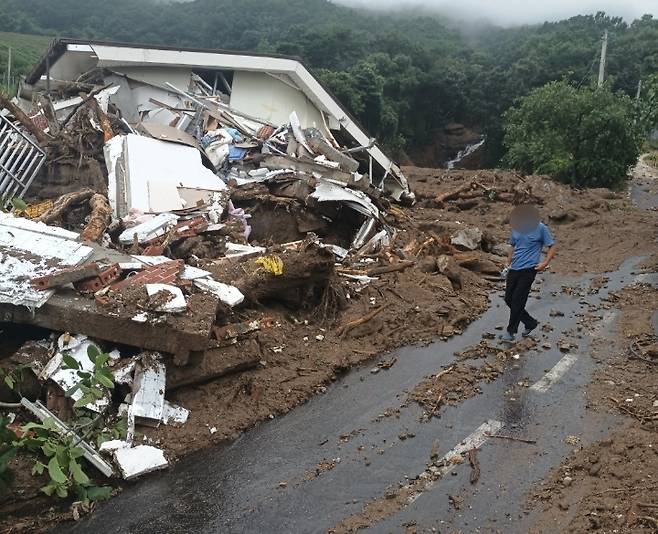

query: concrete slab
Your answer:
[0,289,213,365]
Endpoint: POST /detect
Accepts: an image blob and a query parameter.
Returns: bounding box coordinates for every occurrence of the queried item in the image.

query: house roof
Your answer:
[25,38,303,85]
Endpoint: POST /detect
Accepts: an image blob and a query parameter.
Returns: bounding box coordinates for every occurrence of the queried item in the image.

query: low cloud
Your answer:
[334,0,657,26]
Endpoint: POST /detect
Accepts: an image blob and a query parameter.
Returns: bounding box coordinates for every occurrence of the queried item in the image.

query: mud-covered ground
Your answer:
[406,166,658,274]
[152,168,658,461]
[3,166,658,533]
[527,283,658,533]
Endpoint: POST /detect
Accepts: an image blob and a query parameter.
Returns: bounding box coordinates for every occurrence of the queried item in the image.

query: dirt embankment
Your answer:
[4,168,658,533]
[527,283,658,533]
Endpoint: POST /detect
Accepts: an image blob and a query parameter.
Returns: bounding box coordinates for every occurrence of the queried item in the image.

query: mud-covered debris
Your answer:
[161,401,190,427]
[113,444,168,480]
[145,284,187,313]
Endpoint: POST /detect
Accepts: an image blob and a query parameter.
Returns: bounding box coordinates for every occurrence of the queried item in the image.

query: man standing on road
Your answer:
[500,205,556,342]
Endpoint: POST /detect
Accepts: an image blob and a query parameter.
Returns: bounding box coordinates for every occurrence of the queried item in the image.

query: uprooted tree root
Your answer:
[317,280,348,325]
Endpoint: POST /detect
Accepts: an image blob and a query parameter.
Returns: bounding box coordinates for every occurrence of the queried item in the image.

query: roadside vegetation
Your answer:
[503,81,644,188]
[0,345,122,504]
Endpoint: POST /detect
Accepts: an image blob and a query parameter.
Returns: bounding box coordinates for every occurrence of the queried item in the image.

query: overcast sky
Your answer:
[334,0,657,26]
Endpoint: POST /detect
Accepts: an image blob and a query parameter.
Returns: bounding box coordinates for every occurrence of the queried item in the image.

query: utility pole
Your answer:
[597,30,608,87]
[7,47,12,89]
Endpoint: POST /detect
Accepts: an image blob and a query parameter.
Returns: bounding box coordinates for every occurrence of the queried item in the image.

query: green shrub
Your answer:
[503,80,643,188]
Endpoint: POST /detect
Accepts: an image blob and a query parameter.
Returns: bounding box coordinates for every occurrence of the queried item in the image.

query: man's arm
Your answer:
[507,245,515,267]
[536,245,556,271]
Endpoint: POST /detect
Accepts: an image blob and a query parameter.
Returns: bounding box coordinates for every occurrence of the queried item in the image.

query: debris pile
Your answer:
[0,40,516,495]
[0,39,423,486]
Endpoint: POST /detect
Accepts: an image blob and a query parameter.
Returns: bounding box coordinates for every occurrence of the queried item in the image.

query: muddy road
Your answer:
[62,162,658,534]
[67,268,656,534]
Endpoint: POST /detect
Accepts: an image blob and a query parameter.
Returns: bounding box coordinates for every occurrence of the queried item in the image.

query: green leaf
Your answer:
[86,485,113,502]
[69,459,90,486]
[47,457,68,484]
[73,395,94,408]
[87,344,100,363]
[95,353,110,368]
[9,197,27,211]
[41,482,56,496]
[95,369,114,389]
[41,441,58,457]
[42,418,60,433]
[18,437,45,451]
[32,461,46,476]
[55,484,68,498]
[4,375,14,390]
[62,353,81,370]
[69,446,85,460]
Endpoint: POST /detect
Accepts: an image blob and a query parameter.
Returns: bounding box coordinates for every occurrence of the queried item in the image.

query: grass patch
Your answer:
[0,32,52,93]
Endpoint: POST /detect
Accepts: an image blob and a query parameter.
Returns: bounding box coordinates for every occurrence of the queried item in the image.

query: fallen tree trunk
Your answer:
[435,182,479,204]
[81,193,112,242]
[37,188,95,225]
[366,260,415,277]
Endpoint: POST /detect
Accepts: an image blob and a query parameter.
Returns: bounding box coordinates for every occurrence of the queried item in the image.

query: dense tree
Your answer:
[503,81,642,188]
[0,0,656,173]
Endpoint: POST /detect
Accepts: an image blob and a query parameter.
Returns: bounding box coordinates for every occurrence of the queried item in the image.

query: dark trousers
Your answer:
[505,268,538,334]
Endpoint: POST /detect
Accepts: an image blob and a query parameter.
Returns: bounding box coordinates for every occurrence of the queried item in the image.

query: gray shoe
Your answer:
[522,322,539,338]
[499,331,515,342]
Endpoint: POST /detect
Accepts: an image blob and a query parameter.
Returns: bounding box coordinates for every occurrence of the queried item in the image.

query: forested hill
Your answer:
[0,0,656,165]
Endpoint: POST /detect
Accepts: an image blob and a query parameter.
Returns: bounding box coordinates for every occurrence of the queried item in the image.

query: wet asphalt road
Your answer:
[66,257,658,534]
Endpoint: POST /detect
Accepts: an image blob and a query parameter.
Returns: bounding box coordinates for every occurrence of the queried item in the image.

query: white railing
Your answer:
[0,112,46,200]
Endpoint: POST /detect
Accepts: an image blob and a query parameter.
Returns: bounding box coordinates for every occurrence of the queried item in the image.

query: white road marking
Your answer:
[407,419,503,504]
[588,309,617,338]
[529,353,578,392]
[633,273,656,285]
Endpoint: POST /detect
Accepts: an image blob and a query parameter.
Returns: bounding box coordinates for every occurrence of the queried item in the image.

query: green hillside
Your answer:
[0,31,52,88]
[0,1,655,166]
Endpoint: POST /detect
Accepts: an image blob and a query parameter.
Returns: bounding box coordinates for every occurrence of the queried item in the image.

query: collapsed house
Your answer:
[0,39,413,480]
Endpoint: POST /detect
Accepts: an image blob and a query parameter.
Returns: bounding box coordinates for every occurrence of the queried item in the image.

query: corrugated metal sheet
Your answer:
[0,213,93,308]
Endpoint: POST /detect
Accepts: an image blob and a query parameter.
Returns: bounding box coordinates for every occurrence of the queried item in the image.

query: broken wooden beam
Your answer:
[166,345,261,391]
[37,188,95,224]
[81,193,112,243]
[306,129,359,172]
[435,182,479,204]
[259,154,353,183]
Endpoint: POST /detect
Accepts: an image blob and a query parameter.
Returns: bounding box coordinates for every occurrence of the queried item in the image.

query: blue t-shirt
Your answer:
[509,222,555,271]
